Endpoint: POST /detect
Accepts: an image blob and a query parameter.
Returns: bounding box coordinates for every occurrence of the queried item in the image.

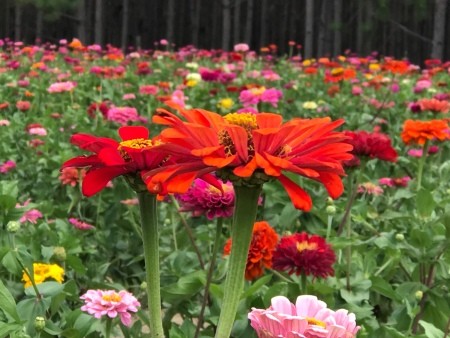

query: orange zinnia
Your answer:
[401,119,450,145]
[145,102,353,211]
[224,221,278,280]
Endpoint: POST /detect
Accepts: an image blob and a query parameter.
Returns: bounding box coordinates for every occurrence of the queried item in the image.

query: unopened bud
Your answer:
[6,221,20,233]
[395,233,405,241]
[35,316,45,331]
[415,290,423,301]
[164,218,171,225]
[326,197,334,205]
[53,247,67,261]
[140,281,147,291]
[326,205,337,216]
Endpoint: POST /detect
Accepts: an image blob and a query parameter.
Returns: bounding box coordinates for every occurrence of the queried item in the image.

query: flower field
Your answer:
[1,39,450,338]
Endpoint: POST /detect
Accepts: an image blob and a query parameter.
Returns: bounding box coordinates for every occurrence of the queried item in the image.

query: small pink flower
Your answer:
[0,119,10,126]
[261,88,283,107]
[80,289,140,327]
[47,81,77,93]
[234,43,250,52]
[120,198,139,206]
[106,107,140,125]
[122,93,136,100]
[69,218,95,230]
[379,176,411,187]
[160,39,168,46]
[413,79,432,93]
[357,182,384,195]
[28,127,47,136]
[139,85,159,95]
[170,90,187,109]
[0,160,16,173]
[19,209,43,224]
[16,101,31,111]
[408,148,423,157]
[351,86,363,96]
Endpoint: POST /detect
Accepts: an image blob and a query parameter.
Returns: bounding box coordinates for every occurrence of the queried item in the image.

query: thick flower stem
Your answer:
[416,140,429,191]
[137,192,164,338]
[215,184,262,338]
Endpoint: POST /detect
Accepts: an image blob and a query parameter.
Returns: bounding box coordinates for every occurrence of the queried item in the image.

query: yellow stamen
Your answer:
[250,86,266,96]
[306,316,326,328]
[102,293,122,302]
[224,113,257,130]
[119,138,154,149]
[296,241,318,252]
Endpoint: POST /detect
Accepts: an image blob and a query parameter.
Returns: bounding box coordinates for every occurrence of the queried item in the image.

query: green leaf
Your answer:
[370,276,401,301]
[161,271,206,302]
[383,326,407,337]
[417,189,436,218]
[241,275,272,300]
[418,320,444,338]
[0,322,23,338]
[66,255,87,275]
[24,281,64,297]
[0,280,21,322]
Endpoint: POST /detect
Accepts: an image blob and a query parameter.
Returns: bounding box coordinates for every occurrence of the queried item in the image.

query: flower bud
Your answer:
[6,221,20,233]
[140,281,147,291]
[53,246,67,261]
[415,290,423,301]
[326,205,336,216]
[326,197,334,205]
[35,316,45,331]
[164,218,171,225]
[395,233,405,241]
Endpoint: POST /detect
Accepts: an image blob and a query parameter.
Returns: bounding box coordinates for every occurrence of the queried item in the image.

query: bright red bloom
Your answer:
[343,130,397,166]
[62,126,167,197]
[146,102,353,211]
[272,232,335,278]
[224,221,279,280]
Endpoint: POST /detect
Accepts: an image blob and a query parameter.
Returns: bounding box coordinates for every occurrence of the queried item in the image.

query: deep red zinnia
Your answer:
[272,232,335,279]
[343,130,397,166]
[61,126,167,196]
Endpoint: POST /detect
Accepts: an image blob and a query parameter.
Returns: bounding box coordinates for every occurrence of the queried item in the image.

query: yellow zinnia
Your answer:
[22,263,65,288]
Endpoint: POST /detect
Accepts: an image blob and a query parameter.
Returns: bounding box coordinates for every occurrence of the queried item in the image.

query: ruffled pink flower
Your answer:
[47,81,77,93]
[239,87,283,107]
[379,176,411,187]
[357,182,384,195]
[139,85,159,95]
[0,160,16,173]
[28,127,47,136]
[106,107,140,125]
[408,145,439,157]
[0,119,11,126]
[69,218,95,230]
[413,79,432,93]
[19,209,43,224]
[248,295,360,338]
[170,90,187,109]
[80,289,140,327]
[175,178,235,220]
[261,88,283,107]
[234,43,250,52]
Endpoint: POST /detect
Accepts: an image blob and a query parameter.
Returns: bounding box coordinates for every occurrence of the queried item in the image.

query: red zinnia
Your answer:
[145,102,353,211]
[272,232,335,279]
[62,126,167,196]
[224,221,278,280]
[343,130,397,166]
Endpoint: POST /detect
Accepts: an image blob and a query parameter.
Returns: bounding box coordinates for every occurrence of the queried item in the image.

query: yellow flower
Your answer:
[186,79,198,87]
[186,73,201,81]
[22,263,65,288]
[302,59,312,66]
[369,63,380,72]
[302,101,318,110]
[217,98,234,110]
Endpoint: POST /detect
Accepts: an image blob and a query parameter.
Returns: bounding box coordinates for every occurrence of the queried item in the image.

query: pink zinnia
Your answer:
[47,81,77,93]
[139,85,159,95]
[357,182,384,196]
[170,90,187,109]
[0,119,10,126]
[379,176,411,187]
[16,101,31,111]
[69,218,95,230]
[28,127,47,136]
[0,160,16,173]
[234,43,249,52]
[248,295,360,338]
[80,289,140,327]
[175,178,235,220]
[239,87,283,108]
[19,209,43,224]
[106,107,140,125]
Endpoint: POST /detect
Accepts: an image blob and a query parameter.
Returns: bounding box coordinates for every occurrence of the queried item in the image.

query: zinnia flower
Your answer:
[59,167,86,186]
[80,289,140,327]
[176,178,235,219]
[19,209,43,224]
[224,221,278,280]
[357,182,384,195]
[343,130,397,166]
[22,263,65,288]
[379,176,411,187]
[401,119,450,145]
[69,217,95,230]
[106,107,140,125]
[62,126,167,197]
[248,295,360,338]
[417,98,449,113]
[272,232,335,278]
[0,160,16,174]
[146,103,353,211]
[47,81,76,93]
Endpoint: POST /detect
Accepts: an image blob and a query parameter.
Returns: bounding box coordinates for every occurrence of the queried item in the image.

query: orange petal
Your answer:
[277,174,312,211]
[314,172,344,199]
[233,157,258,177]
[256,113,283,128]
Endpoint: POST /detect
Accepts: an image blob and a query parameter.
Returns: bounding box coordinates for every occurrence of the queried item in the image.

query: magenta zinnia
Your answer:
[272,232,335,278]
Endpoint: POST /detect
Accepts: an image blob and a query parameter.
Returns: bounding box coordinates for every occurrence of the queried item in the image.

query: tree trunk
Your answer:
[121,0,129,51]
[279,0,289,52]
[244,0,253,45]
[95,0,103,45]
[431,0,447,59]
[14,1,21,42]
[233,0,241,44]
[36,5,43,42]
[317,0,327,57]
[190,0,200,46]
[166,0,175,43]
[333,0,342,56]
[259,0,268,47]
[222,0,231,50]
[77,0,86,43]
[356,0,364,53]
[304,0,314,58]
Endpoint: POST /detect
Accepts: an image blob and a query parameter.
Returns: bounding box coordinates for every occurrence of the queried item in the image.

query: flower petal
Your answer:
[82,167,128,197]
[277,174,312,211]
[118,126,149,140]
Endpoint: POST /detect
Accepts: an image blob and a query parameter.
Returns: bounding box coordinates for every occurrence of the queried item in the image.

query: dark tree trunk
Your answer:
[233,0,241,44]
[95,0,103,45]
[244,0,253,45]
[190,0,200,46]
[14,1,21,42]
[259,0,268,47]
[121,0,129,51]
[431,0,448,59]
[356,0,364,53]
[77,0,86,43]
[36,5,43,42]
[304,0,314,58]
[222,0,231,50]
[333,0,342,56]
[166,0,175,43]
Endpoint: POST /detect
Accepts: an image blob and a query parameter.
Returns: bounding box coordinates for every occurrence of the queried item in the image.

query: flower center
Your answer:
[296,241,318,252]
[306,316,326,328]
[102,293,122,302]
[224,113,257,130]
[119,138,154,150]
[250,86,266,96]
[331,67,344,76]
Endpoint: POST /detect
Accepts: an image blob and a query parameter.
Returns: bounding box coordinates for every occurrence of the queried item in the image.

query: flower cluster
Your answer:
[22,262,65,288]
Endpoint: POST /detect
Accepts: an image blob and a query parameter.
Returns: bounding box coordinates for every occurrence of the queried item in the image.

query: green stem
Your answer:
[105,319,112,338]
[416,140,429,191]
[300,274,308,294]
[137,192,164,338]
[215,184,262,338]
[195,217,224,338]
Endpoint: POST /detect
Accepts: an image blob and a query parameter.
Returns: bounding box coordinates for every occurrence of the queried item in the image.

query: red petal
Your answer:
[314,172,344,199]
[98,148,126,166]
[62,155,102,168]
[82,167,128,197]
[277,174,312,211]
[256,113,283,128]
[233,157,258,177]
[119,126,149,140]
[224,125,248,161]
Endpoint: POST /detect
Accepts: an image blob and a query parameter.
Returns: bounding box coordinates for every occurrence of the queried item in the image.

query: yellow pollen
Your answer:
[306,317,326,328]
[119,138,154,149]
[296,241,318,252]
[102,293,122,302]
[331,67,344,76]
[224,113,257,130]
[250,86,266,96]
